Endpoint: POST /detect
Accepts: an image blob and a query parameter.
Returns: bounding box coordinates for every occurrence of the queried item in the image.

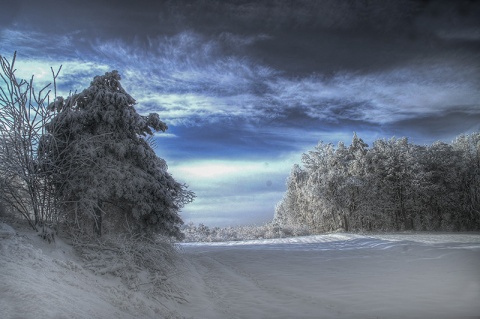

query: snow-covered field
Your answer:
[179,233,480,319]
[1,223,480,319]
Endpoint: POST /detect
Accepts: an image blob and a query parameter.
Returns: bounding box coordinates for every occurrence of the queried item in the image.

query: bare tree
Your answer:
[0,52,61,233]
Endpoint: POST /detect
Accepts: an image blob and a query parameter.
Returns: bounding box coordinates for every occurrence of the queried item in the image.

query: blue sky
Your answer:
[2,0,480,226]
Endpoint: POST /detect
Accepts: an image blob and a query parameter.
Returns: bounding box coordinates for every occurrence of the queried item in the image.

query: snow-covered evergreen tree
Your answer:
[41,71,194,239]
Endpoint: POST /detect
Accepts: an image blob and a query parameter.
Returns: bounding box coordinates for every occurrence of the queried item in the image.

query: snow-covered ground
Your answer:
[1,223,480,319]
[179,233,480,318]
[0,223,183,319]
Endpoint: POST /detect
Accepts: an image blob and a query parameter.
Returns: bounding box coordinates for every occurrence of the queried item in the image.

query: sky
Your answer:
[1,0,480,226]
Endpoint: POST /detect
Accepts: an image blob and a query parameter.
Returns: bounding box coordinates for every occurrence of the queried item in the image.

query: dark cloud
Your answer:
[0,1,21,27]
[389,111,480,145]
[5,1,480,79]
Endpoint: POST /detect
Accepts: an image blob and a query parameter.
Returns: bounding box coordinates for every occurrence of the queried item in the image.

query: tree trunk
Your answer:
[343,211,349,232]
[93,205,102,237]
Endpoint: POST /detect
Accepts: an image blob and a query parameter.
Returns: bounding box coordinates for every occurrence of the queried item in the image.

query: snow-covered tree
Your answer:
[452,133,480,229]
[274,132,480,233]
[41,71,194,239]
[274,164,308,227]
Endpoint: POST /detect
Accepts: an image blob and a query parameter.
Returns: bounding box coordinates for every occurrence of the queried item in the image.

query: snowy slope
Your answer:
[2,223,480,319]
[0,223,183,319]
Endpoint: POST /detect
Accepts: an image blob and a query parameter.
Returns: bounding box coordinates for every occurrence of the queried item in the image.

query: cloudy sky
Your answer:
[1,0,479,226]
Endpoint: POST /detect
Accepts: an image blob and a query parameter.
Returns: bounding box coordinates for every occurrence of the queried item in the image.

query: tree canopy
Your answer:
[41,71,194,239]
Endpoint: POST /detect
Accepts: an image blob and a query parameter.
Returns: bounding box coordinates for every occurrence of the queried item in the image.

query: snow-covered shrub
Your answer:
[73,232,186,303]
[38,225,56,243]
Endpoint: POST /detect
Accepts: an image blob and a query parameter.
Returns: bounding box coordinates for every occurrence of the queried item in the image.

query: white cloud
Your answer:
[10,29,476,131]
[266,59,480,124]
[180,190,284,227]
[0,29,74,55]
[153,132,177,138]
[8,58,110,98]
[171,158,293,186]
[85,32,276,124]
[169,155,302,226]
[175,161,249,179]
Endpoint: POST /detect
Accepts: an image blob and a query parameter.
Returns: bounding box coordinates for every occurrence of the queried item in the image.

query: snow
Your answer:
[178,233,480,318]
[0,225,181,319]
[2,225,480,318]
[0,223,15,239]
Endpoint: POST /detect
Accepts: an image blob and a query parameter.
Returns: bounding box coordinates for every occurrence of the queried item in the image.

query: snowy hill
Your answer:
[2,222,480,318]
[0,223,184,318]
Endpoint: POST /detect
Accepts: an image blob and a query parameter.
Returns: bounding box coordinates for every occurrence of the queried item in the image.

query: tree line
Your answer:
[274,132,480,232]
[181,222,311,242]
